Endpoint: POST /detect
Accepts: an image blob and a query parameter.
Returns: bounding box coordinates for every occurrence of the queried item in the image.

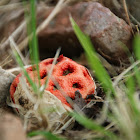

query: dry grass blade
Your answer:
[6,65,31,74]
[0,2,23,11]
[109,87,135,140]
[40,48,61,94]
[113,60,140,87]
[9,36,27,65]
[37,0,65,33]
[0,55,12,67]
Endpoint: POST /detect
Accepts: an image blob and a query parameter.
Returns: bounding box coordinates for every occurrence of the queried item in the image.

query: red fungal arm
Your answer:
[10,55,96,107]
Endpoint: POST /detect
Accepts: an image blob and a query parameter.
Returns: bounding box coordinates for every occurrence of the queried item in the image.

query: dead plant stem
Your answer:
[122,0,134,35]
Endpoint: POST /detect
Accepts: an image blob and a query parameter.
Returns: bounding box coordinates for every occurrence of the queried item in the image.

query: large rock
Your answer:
[39,2,132,64]
[0,113,26,140]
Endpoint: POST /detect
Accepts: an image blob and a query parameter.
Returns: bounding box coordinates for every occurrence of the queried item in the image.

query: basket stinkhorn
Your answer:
[10,55,96,108]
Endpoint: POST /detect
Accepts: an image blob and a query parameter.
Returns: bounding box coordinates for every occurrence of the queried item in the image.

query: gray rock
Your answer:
[0,113,26,140]
[0,67,15,107]
[84,2,132,64]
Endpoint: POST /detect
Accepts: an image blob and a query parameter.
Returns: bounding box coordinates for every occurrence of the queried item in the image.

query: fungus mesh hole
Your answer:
[63,66,74,76]
[40,71,47,79]
[53,85,58,90]
[72,83,83,89]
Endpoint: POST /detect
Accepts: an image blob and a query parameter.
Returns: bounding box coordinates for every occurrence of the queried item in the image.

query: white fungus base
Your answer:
[12,79,71,132]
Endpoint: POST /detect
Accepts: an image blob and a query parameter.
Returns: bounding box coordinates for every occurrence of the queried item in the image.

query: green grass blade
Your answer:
[133,34,140,87]
[70,112,117,139]
[28,131,66,140]
[125,74,140,115]
[13,51,38,93]
[134,34,140,60]
[126,74,135,96]
[23,0,33,61]
[70,17,114,94]
[133,66,140,87]
[29,0,40,87]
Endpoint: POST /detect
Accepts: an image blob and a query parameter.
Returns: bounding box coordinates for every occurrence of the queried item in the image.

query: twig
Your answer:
[113,60,140,87]
[129,13,140,27]
[37,0,65,33]
[105,122,116,130]
[122,0,134,35]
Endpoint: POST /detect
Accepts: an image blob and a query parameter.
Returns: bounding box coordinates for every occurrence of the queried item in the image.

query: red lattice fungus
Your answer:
[10,55,96,107]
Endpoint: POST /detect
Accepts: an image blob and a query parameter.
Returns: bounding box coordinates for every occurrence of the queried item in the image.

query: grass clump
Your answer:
[70,18,140,140]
